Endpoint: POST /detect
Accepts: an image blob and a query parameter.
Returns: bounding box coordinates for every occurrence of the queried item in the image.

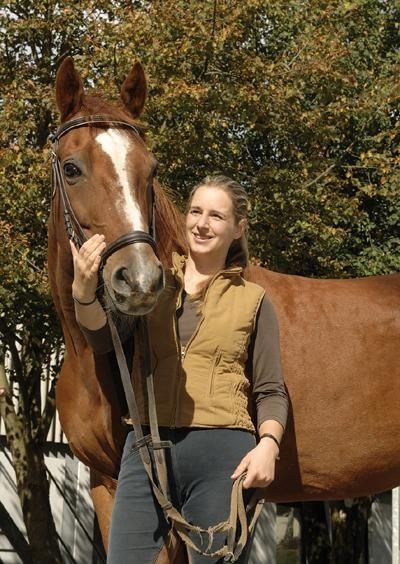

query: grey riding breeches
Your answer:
[107,427,256,564]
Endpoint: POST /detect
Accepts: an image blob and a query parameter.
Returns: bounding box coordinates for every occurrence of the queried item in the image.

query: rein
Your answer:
[50,114,262,561]
[49,114,157,268]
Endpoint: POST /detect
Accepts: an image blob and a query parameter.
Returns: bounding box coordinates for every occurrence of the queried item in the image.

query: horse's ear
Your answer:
[120,62,147,118]
[55,57,84,121]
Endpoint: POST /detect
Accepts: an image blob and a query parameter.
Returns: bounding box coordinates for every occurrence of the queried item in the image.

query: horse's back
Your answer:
[248,266,400,501]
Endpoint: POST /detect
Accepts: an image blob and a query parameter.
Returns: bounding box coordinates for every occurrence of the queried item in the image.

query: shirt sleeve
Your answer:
[248,295,289,430]
[77,320,115,354]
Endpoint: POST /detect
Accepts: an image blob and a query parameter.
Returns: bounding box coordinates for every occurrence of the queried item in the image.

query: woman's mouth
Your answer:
[193,233,212,241]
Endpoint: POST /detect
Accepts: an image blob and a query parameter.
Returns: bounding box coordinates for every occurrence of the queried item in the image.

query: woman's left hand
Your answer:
[231,439,279,489]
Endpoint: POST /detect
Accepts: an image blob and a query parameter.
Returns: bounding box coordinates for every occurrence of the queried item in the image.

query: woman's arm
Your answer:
[231,296,288,489]
[70,235,117,353]
[251,296,288,430]
[70,234,107,330]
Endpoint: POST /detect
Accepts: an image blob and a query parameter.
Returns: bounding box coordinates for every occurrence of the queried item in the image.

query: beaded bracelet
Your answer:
[72,294,97,306]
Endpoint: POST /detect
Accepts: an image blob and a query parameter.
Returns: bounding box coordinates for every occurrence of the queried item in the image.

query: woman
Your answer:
[71,175,288,563]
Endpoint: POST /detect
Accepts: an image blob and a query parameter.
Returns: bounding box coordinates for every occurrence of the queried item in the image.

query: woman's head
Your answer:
[186,175,249,268]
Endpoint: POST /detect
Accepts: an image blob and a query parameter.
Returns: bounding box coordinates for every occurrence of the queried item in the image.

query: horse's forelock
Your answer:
[75,94,147,137]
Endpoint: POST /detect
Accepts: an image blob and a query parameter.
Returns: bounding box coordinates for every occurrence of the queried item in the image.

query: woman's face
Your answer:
[186,185,244,264]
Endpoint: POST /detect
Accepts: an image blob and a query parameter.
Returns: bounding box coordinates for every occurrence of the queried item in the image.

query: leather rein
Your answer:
[50,115,262,562]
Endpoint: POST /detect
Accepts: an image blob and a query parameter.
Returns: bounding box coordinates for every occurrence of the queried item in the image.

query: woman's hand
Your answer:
[70,234,106,302]
[231,438,279,489]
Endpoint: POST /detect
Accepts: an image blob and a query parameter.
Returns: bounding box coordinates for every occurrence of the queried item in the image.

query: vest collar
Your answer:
[171,252,243,283]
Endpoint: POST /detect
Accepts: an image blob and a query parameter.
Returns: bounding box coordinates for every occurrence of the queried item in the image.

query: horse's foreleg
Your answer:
[89,468,187,563]
[90,468,117,552]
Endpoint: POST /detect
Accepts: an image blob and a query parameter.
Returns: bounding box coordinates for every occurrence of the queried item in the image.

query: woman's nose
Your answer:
[196,213,209,228]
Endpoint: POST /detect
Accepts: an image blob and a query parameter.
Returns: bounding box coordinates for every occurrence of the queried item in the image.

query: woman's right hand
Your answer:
[70,234,106,302]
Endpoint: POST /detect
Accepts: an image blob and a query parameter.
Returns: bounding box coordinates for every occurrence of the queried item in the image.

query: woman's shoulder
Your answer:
[240,276,266,299]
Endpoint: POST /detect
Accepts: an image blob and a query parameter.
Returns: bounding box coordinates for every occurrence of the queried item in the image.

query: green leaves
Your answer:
[0,1,398,314]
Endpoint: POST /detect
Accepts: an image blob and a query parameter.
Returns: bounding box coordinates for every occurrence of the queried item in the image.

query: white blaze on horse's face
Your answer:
[95,130,146,231]
[92,128,163,316]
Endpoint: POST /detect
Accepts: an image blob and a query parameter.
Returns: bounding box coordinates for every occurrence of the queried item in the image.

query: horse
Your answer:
[48,57,400,562]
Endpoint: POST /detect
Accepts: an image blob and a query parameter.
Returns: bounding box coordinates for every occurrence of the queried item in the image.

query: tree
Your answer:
[0,2,96,560]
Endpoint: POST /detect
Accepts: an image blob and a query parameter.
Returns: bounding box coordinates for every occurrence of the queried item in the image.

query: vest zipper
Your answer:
[171,266,241,427]
[171,311,205,427]
[209,347,221,395]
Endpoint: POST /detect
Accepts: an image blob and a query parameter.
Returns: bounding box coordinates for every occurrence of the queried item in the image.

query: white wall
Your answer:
[0,445,100,564]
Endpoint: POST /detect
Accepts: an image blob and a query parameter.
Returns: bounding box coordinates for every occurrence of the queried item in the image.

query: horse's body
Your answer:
[49,58,400,559]
[248,267,400,502]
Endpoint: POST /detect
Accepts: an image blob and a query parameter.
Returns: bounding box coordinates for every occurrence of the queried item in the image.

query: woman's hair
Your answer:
[187,175,249,269]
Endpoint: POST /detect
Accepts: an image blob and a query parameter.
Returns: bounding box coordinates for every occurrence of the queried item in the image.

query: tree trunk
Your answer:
[14,442,63,564]
[0,359,62,563]
[300,501,331,564]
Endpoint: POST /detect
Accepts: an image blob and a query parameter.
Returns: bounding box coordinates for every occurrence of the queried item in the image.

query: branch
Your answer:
[202,0,218,78]
[2,334,24,386]
[285,43,308,70]
[303,163,336,189]
[303,142,355,189]
[113,41,119,89]
[12,247,46,275]
[1,331,30,418]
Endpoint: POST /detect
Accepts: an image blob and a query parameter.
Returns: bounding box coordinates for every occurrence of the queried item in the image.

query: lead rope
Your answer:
[106,311,264,561]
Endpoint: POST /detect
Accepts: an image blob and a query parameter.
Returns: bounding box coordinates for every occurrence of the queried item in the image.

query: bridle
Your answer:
[49,114,157,270]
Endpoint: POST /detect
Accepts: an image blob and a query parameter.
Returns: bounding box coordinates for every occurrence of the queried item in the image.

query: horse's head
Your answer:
[54,57,164,316]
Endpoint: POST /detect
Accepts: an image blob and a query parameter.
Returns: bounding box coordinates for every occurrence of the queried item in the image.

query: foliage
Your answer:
[132,0,400,277]
[3,1,398,284]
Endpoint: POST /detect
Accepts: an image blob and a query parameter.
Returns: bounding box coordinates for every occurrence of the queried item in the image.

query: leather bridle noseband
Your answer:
[50,114,157,269]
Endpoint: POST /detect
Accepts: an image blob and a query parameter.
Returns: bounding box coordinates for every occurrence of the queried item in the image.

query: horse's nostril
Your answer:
[112,263,164,296]
[120,268,130,285]
[113,267,138,292]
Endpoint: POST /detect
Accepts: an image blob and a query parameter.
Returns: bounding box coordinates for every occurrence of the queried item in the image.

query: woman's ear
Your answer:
[234,219,247,239]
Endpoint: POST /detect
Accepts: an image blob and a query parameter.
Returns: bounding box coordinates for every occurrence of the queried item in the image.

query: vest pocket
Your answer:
[208,348,222,395]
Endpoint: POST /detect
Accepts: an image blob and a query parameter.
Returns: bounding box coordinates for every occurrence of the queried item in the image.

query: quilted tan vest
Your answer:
[133,253,265,431]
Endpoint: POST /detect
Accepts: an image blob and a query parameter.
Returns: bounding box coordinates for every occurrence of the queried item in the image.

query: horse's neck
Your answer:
[48,199,87,352]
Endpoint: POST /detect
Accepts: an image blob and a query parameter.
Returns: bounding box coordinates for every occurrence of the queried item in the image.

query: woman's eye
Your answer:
[63,163,81,178]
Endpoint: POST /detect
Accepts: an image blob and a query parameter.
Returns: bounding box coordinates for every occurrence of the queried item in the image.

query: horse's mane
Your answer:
[153,179,187,267]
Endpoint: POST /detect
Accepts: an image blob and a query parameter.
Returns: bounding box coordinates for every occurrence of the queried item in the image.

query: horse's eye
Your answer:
[63,162,81,178]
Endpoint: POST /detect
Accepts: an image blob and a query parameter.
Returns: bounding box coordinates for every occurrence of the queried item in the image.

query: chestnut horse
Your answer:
[49,57,400,561]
